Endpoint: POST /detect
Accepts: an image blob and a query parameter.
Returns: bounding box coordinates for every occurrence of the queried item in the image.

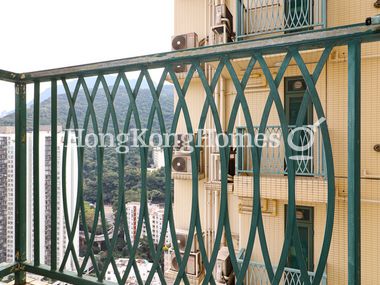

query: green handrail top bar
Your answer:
[2,23,378,83]
[23,263,115,285]
[0,264,16,280]
[0,69,19,83]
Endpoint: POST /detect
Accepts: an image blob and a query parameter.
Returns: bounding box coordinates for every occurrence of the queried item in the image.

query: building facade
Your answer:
[152,147,165,169]
[0,128,16,265]
[0,126,78,272]
[171,1,380,284]
[0,136,8,263]
[125,202,171,246]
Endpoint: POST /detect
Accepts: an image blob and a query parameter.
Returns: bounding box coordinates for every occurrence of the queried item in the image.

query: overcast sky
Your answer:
[0,0,174,114]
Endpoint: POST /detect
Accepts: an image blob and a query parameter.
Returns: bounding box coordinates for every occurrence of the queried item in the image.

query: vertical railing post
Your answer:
[15,81,27,285]
[322,0,327,28]
[51,79,58,271]
[236,0,242,41]
[348,40,361,285]
[33,82,40,266]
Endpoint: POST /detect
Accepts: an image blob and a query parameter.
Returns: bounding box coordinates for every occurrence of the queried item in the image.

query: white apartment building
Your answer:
[0,130,16,264]
[125,202,171,246]
[152,147,165,169]
[0,136,7,262]
[0,126,78,272]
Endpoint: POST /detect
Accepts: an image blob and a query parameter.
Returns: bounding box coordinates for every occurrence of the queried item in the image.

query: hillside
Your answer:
[0,85,174,205]
[0,84,174,132]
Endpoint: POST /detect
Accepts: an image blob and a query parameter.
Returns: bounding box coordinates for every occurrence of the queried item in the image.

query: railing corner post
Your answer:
[15,81,27,285]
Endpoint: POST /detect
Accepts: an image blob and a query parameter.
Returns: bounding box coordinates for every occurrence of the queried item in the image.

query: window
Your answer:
[285,205,314,271]
[284,77,314,175]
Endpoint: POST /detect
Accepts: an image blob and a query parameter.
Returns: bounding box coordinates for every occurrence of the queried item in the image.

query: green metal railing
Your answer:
[236,125,325,177]
[0,23,378,285]
[236,0,326,40]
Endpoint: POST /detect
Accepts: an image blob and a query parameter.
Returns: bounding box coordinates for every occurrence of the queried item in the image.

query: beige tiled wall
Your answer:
[173,81,206,134]
[327,0,379,28]
[234,175,328,203]
[173,179,207,231]
[174,0,207,40]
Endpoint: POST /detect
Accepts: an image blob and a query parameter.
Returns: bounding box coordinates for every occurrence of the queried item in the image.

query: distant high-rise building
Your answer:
[0,129,15,263]
[0,136,7,262]
[0,126,78,271]
[152,147,165,169]
[125,202,171,246]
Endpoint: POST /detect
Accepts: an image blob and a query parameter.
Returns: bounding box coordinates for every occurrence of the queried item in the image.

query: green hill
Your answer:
[0,85,174,205]
[0,85,174,132]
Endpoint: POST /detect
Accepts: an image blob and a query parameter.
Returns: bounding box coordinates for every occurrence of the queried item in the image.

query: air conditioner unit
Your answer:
[214,4,233,35]
[211,153,221,182]
[210,152,235,182]
[173,63,187,73]
[208,130,220,154]
[173,229,202,253]
[173,133,193,152]
[172,33,199,51]
[172,151,204,175]
[216,247,233,284]
[172,33,199,73]
[170,250,202,277]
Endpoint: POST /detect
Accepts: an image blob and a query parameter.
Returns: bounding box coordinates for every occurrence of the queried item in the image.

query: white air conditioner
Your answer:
[216,247,233,283]
[214,4,233,35]
[211,153,221,182]
[172,151,204,175]
[173,229,203,253]
[210,152,235,182]
[173,133,193,153]
[172,63,187,73]
[172,33,199,51]
[171,154,190,173]
[208,130,220,153]
[170,250,202,277]
[171,33,199,73]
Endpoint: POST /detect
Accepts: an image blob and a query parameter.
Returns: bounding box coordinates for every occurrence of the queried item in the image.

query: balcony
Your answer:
[236,125,325,177]
[236,0,326,40]
[0,23,377,285]
[237,249,327,284]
